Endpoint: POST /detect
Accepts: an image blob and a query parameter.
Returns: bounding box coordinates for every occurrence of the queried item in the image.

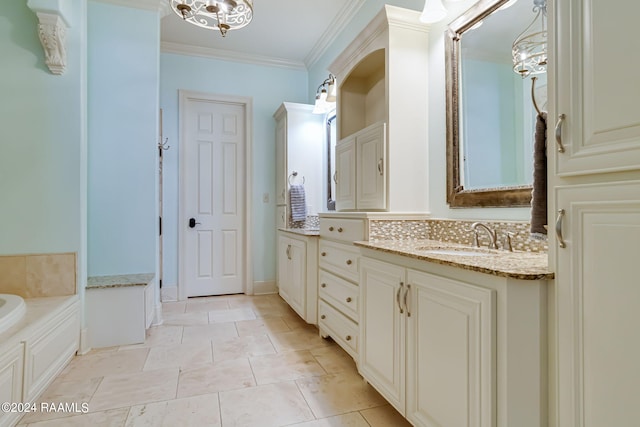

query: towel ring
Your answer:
[288,171,305,185]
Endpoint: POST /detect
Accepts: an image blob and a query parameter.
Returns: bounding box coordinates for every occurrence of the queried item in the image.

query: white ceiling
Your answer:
[160,0,366,70]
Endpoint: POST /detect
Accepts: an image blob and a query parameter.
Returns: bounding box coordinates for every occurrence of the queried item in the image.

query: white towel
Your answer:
[289,184,307,222]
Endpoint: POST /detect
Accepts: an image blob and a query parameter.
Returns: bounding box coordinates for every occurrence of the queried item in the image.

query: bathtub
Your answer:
[0,294,26,335]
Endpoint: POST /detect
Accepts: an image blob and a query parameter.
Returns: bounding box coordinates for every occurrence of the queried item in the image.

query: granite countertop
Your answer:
[278,228,320,237]
[87,273,155,289]
[354,239,554,280]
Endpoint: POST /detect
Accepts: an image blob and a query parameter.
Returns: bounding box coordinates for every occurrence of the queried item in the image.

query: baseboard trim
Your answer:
[152,302,164,326]
[78,327,91,355]
[161,286,178,302]
[253,280,277,295]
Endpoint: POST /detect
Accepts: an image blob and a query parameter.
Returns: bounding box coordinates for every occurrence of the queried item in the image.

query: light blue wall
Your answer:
[0,0,85,256]
[160,54,308,288]
[87,2,159,276]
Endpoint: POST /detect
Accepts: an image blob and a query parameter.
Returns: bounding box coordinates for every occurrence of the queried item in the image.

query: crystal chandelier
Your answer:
[512,0,547,77]
[170,0,253,38]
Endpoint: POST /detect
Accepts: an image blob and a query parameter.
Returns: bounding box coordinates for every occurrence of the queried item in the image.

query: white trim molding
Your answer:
[92,0,167,12]
[27,0,71,75]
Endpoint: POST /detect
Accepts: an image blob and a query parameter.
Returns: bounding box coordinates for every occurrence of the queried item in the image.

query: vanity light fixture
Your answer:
[512,0,547,77]
[313,74,337,115]
[169,0,253,38]
[420,0,447,24]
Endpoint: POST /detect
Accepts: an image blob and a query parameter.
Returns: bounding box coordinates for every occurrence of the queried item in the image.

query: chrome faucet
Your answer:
[470,222,498,249]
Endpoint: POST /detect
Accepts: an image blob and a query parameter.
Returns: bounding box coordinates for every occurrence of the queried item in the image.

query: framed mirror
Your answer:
[446,0,544,207]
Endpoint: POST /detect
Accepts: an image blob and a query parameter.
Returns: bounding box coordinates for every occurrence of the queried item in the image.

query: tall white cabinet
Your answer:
[274,102,324,225]
[549,1,640,426]
[329,5,430,212]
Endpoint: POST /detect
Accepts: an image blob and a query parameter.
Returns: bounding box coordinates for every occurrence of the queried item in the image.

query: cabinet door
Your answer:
[275,118,287,205]
[555,181,640,427]
[359,258,406,414]
[278,236,307,319]
[356,122,386,210]
[335,136,356,211]
[552,1,640,176]
[406,270,495,427]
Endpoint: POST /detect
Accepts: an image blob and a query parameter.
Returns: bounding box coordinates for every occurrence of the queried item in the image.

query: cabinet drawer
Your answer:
[319,300,358,358]
[319,270,359,322]
[319,240,359,282]
[320,218,365,242]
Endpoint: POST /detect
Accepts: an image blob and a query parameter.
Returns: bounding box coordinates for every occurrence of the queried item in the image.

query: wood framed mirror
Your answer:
[445,0,540,208]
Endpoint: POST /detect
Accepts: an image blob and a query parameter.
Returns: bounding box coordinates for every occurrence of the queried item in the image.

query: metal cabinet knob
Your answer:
[329,226,334,231]
[320,314,326,320]
[346,259,352,265]
[346,297,352,303]
[321,283,327,288]
[321,252,326,257]
[337,227,343,233]
[345,335,352,341]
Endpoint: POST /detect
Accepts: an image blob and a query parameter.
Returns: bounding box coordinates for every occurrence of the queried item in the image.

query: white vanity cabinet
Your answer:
[360,257,495,427]
[549,2,640,426]
[277,230,318,324]
[329,5,429,213]
[359,251,548,427]
[274,102,324,219]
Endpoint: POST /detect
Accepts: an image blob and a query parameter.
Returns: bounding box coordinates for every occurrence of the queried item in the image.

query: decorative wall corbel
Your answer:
[27,0,71,75]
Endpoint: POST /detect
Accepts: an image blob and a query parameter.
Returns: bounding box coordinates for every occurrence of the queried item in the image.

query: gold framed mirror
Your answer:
[446,0,539,208]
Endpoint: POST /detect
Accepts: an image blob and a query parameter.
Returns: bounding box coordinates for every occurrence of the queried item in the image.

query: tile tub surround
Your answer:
[17,294,411,427]
[355,239,553,280]
[369,218,549,253]
[0,252,76,298]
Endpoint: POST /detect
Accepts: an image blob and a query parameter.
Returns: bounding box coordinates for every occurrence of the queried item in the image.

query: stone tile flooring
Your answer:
[18,294,411,427]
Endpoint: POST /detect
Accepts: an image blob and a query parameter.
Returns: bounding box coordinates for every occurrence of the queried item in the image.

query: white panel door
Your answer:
[183,97,245,297]
[335,136,356,211]
[555,181,640,427]
[406,269,495,427]
[359,258,406,414]
[356,122,386,210]
[553,0,640,176]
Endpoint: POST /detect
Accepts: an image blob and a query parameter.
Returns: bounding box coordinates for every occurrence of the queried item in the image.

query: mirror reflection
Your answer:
[446,0,547,207]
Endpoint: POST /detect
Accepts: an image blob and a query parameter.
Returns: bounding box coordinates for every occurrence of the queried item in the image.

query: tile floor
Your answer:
[17,294,412,427]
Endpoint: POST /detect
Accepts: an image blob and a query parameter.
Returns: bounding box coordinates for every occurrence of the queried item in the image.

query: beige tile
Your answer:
[296,371,388,418]
[208,307,256,323]
[310,344,358,374]
[360,405,413,427]
[268,326,331,353]
[119,325,184,350]
[20,408,130,427]
[235,317,291,337]
[20,376,102,424]
[289,412,370,427]
[219,382,314,427]
[163,311,209,326]
[58,348,149,381]
[126,393,221,427]
[224,294,270,308]
[162,301,186,314]
[0,255,27,296]
[212,334,276,361]
[177,358,255,398]
[143,341,213,371]
[25,252,76,297]
[281,311,312,330]
[252,303,295,318]
[249,350,326,385]
[185,298,229,312]
[181,322,238,344]
[90,368,179,412]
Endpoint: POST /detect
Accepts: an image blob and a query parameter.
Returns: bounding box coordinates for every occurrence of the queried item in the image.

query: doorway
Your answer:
[178,91,253,299]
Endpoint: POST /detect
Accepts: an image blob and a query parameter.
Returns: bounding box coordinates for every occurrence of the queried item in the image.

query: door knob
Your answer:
[188,218,201,228]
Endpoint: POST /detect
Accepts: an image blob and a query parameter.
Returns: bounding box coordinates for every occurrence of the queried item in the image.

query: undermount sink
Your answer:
[414,246,497,257]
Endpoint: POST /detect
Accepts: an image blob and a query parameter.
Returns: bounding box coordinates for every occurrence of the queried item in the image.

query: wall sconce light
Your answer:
[313,74,337,115]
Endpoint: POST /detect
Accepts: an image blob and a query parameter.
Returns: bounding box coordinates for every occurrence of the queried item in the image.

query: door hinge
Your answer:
[159,216,162,236]
[159,279,163,289]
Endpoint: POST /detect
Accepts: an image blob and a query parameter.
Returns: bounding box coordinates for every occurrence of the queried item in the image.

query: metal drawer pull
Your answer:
[397,282,404,314]
[556,209,566,248]
[404,284,411,317]
[320,314,326,320]
[329,226,334,231]
[345,335,352,341]
[337,227,343,233]
[555,113,566,153]
[346,259,352,265]
[333,171,337,183]
[378,158,384,175]
[286,244,291,260]
[346,297,352,303]
[321,283,326,288]
[321,252,326,257]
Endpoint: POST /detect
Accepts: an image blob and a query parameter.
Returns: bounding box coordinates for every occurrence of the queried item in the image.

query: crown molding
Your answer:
[304,0,366,69]
[161,42,307,70]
